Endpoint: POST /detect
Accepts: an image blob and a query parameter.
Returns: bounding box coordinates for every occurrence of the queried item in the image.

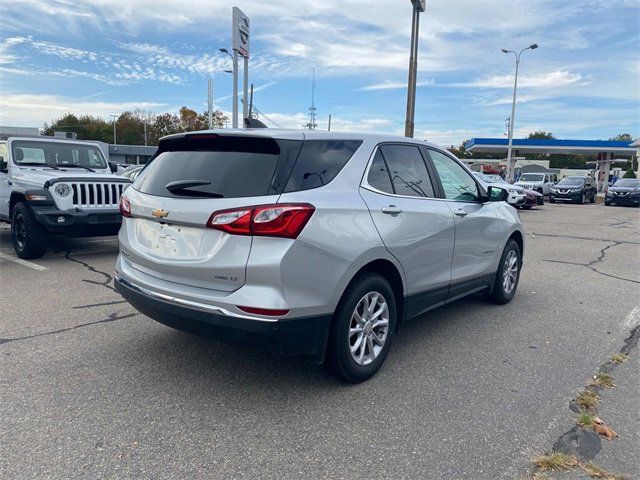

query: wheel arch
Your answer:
[350,259,405,331]
[9,192,27,216]
[509,229,524,258]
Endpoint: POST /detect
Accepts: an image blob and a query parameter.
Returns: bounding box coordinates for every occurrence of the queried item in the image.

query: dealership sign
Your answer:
[232,7,250,58]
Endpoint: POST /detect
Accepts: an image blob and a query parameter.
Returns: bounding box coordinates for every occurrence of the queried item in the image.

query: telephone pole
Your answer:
[404,0,425,138]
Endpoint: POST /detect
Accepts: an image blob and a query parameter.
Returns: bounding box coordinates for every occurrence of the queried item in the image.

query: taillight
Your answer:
[119,195,132,218]
[206,203,315,239]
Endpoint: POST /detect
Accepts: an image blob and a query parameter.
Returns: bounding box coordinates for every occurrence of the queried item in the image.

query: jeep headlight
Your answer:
[55,183,71,197]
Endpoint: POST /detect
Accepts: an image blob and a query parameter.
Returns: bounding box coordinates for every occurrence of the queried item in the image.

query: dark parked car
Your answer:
[521,189,544,209]
[605,178,640,207]
[549,176,597,204]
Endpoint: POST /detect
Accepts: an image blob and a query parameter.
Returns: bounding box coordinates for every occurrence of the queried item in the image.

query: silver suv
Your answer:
[115,130,524,382]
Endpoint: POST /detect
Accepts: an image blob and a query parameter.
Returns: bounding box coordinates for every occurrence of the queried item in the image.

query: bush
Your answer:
[622,168,637,178]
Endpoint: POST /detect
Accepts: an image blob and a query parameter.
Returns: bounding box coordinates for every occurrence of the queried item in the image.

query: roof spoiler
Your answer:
[244,117,268,128]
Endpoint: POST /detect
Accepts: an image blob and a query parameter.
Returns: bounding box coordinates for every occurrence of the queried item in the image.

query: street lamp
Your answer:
[502,43,538,182]
[220,48,239,128]
[404,0,426,138]
[109,114,117,144]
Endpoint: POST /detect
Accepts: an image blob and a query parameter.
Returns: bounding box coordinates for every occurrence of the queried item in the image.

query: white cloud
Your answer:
[359,80,433,91]
[457,70,586,89]
[0,93,166,127]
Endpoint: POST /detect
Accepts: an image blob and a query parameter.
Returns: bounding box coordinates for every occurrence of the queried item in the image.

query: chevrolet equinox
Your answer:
[115,130,524,382]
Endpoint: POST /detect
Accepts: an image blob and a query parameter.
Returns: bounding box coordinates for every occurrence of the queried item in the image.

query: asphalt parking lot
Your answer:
[1,203,639,479]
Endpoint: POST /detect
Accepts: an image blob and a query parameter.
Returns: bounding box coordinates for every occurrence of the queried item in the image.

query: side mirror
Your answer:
[487,185,509,202]
[0,155,6,173]
[108,161,118,174]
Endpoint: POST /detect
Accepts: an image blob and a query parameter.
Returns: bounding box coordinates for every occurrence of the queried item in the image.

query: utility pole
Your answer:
[109,114,117,144]
[143,122,147,146]
[328,114,332,131]
[502,43,538,182]
[207,77,214,129]
[404,0,425,138]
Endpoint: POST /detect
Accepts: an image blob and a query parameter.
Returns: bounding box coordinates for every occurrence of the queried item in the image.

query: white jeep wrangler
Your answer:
[0,136,131,259]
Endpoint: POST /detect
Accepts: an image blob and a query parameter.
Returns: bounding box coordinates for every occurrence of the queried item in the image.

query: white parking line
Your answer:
[622,304,640,330]
[0,252,48,271]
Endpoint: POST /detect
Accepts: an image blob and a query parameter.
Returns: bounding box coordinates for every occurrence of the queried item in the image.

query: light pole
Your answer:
[220,48,238,128]
[501,43,538,182]
[109,114,117,144]
[404,0,425,138]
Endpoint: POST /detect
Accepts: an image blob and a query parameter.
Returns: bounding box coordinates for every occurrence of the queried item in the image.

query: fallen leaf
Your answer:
[593,417,618,440]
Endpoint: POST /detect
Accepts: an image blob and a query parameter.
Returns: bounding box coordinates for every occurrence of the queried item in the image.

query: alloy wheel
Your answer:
[502,250,519,295]
[349,291,389,366]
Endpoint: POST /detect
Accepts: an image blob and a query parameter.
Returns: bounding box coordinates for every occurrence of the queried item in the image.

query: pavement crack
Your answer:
[0,312,138,346]
[543,241,640,285]
[65,251,116,292]
[544,324,640,464]
[531,232,640,245]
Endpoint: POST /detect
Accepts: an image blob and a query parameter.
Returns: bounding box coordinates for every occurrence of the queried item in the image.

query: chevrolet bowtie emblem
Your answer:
[152,209,169,219]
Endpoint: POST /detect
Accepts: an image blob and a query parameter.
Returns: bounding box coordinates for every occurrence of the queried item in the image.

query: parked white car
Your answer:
[514,172,557,195]
[474,173,525,206]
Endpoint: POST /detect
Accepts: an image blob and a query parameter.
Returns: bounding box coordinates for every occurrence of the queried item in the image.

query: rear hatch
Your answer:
[121,132,303,292]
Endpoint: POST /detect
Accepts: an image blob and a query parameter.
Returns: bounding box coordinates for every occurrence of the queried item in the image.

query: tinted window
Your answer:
[284,140,362,192]
[366,150,393,193]
[136,136,295,198]
[428,149,479,201]
[379,144,435,198]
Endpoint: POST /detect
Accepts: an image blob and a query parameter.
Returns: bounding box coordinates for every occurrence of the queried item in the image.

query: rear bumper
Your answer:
[31,204,122,236]
[115,275,332,363]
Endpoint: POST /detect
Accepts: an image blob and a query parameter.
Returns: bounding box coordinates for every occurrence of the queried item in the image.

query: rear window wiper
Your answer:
[57,163,95,172]
[165,180,223,198]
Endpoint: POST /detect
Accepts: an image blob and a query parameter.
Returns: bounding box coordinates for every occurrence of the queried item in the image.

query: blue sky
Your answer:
[0,0,638,146]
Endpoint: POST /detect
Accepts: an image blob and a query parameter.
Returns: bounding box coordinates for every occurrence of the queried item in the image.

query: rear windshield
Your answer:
[135,135,361,198]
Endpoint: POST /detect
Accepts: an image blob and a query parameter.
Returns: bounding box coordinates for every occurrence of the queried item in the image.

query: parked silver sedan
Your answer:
[115,130,524,382]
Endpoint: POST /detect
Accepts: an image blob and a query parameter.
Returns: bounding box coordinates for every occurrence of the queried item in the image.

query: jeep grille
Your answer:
[70,182,126,208]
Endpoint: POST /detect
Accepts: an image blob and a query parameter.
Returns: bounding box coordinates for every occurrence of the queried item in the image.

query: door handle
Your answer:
[454,208,468,217]
[381,206,403,215]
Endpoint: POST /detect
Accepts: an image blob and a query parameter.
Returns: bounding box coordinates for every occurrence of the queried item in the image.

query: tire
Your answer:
[604,201,610,206]
[589,193,595,203]
[325,272,397,383]
[11,202,47,259]
[486,239,521,305]
[522,205,532,210]
[549,198,555,203]
[578,193,585,204]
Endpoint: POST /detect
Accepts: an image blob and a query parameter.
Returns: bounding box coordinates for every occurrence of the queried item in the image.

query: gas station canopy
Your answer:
[465,138,636,156]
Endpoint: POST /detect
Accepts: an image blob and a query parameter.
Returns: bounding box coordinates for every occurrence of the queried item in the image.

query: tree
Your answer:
[622,168,637,178]
[609,133,633,142]
[44,106,228,146]
[527,131,555,140]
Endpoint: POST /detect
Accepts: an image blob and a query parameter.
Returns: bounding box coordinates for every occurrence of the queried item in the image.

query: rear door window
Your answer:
[366,150,394,194]
[284,140,362,192]
[378,144,435,198]
[135,136,299,199]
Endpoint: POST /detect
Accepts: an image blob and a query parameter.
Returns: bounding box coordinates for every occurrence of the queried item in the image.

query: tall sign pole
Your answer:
[232,7,250,128]
[404,0,425,138]
[207,77,213,129]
